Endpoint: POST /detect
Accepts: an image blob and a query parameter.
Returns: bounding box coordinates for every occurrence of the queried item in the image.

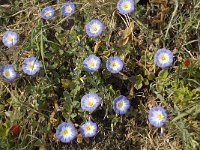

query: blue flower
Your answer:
[117,0,135,15]
[1,64,17,82]
[106,56,124,74]
[113,95,130,115]
[61,2,76,16]
[148,106,167,128]
[85,19,104,37]
[22,57,40,75]
[154,48,173,68]
[79,120,97,138]
[2,31,18,48]
[83,54,101,72]
[41,6,55,20]
[56,122,77,143]
[81,93,101,112]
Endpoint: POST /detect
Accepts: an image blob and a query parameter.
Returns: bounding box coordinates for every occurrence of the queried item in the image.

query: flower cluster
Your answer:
[1,0,175,145]
[56,120,97,143]
[41,2,76,21]
[83,55,124,74]
[55,93,131,143]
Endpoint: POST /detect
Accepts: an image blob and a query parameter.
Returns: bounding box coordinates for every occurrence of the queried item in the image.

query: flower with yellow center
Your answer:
[148,106,167,128]
[22,57,40,76]
[79,121,97,138]
[83,54,101,72]
[61,2,76,16]
[113,95,130,115]
[85,19,104,37]
[56,122,76,143]
[81,93,101,112]
[106,56,124,74]
[154,48,173,68]
[2,31,18,48]
[41,6,54,20]
[117,0,135,15]
[1,64,17,82]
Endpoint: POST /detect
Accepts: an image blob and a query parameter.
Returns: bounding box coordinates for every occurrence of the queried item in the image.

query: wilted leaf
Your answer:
[94,41,102,54]
[122,21,134,39]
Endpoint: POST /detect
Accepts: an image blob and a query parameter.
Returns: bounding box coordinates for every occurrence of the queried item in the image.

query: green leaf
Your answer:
[158,69,168,79]
[144,78,149,85]
[134,74,144,90]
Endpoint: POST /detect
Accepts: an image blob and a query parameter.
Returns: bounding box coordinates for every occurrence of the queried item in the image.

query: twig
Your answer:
[164,0,178,39]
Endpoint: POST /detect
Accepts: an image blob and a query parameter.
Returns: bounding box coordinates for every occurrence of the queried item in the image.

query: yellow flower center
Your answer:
[156,113,163,120]
[3,70,10,77]
[29,63,35,70]
[45,11,52,17]
[85,125,91,132]
[116,101,123,109]
[89,60,96,68]
[7,36,14,43]
[111,62,117,68]
[161,55,167,61]
[87,100,94,107]
[65,6,72,13]
[122,2,130,10]
[62,128,68,135]
[91,24,99,33]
